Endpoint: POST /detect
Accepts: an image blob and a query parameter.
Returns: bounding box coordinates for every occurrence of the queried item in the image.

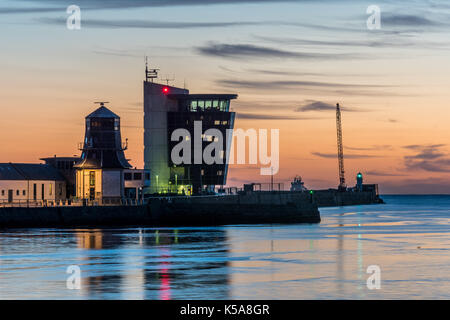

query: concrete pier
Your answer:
[0,193,320,228]
[313,189,384,207]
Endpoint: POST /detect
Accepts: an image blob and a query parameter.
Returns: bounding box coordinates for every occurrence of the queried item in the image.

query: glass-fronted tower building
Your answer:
[144,79,237,195]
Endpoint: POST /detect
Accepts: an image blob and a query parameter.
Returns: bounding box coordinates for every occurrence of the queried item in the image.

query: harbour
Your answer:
[0,195,448,300]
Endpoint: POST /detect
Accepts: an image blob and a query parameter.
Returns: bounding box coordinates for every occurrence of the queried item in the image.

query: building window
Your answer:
[191,100,197,111]
[49,183,52,196]
[16,190,19,196]
[89,171,95,186]
[1,190,4,196]
[133,173,142,180]
[124,172,132,180]
[23,190,26,196]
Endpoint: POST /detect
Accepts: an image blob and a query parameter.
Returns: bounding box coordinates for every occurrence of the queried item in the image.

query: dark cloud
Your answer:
[232,100,301,112]
[254,35,418,49]
[217,79,389,90]
[40,17,265,29]
[402,144,450,172]
[245,69,323,77]
[311,152,380,159]
[0,7,61,14]
[196,43,355,60]
[382,13,439,27]
[403,144,446,150]
[346,145,393,151]
[295,100,365,112]
[0,0,306,14]
[236,113,316,120]
[365,170,407,177]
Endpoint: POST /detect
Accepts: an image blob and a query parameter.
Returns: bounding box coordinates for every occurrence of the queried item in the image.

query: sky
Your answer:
[1,0,450,194]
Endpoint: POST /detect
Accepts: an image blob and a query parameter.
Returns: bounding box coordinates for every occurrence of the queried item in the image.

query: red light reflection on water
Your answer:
[158,249,171,300]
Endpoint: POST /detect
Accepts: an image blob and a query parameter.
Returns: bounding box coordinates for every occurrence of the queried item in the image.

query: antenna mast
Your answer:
[145,56,159,82]
[162,74,175,86]
[336,103,346,190]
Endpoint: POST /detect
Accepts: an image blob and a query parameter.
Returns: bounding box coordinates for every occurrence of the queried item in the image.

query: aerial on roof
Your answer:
[0,163,65,181]
[86,106,119,119]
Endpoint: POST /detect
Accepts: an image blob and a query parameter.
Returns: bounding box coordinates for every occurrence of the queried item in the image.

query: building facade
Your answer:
[144,80,237,195]
[40,156,80,197]
[0,163,66,205]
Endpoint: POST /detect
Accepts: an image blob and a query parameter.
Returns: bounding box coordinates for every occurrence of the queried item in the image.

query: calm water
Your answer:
[0,195,449,299]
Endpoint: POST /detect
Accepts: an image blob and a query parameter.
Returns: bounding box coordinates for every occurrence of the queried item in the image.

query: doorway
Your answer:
[8,189,13,203]
[89,187,95,200]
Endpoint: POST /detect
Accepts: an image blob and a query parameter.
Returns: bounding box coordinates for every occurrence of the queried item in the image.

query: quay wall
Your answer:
[0,193,320,228]
[313,190,383,207]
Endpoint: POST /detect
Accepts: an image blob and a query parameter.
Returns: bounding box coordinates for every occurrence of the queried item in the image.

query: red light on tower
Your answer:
[163,87,169,94]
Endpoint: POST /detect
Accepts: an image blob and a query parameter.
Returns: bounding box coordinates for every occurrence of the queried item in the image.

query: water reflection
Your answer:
[69,228,230,300]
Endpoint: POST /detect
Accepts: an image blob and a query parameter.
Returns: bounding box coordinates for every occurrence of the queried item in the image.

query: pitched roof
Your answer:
[86,106,119,119]
[0,163,65,181]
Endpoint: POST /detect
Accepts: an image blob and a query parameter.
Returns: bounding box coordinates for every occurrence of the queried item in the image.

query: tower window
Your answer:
[124,172,132,180]
[89,171,95,186]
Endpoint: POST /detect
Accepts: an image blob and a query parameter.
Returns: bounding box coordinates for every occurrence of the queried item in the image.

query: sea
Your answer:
[0,195,449,299]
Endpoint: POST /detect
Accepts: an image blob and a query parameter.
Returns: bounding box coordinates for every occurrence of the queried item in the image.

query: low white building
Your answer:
[124,169,151,200]
[0,163,67,205]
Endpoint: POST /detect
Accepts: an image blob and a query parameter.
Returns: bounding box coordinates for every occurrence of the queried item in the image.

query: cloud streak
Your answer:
[217,79,391,90]
[0,0,307,14]
[196,43,355,60]
[236,113,316,120]
[311,152,380,159]
[40,17,267,29]
[295,100,366,112]
[403,144,450,172]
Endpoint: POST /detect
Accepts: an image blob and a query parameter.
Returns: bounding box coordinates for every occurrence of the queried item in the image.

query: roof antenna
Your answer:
[162,74,175,86]
[145,56,159,83]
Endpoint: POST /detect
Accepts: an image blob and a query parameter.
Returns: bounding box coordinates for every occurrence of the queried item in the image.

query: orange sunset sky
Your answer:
[1,0,450,193]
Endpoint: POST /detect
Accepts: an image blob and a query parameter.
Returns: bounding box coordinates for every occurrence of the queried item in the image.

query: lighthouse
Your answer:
[75,102,132,202]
